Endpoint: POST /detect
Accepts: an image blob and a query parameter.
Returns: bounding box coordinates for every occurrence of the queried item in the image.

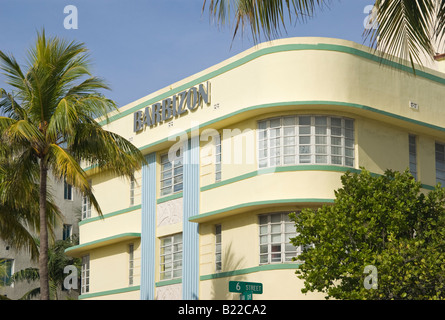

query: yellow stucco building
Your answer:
[65,37,445,300]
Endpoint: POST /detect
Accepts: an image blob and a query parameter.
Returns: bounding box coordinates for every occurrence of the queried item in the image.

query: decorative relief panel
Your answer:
[156,283,182,300]
[157,197,183,227]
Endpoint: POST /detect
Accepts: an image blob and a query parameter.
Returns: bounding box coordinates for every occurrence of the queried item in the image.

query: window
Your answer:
[81,195,91,220]
[129,244,134,286]
[160,151,183,197]
[160,233,182,280]
[215,224,222,272]
[81,255,90,294]
[81,180,92,220]
[130,175,135,206]
[64,180,73,200]
[436,142,445,186]
[259,213,300,264]
[0,259,13,286]
[215,134,222,182]
[63,224,72,240]
[258,115,354,168]
[409,135,417,180]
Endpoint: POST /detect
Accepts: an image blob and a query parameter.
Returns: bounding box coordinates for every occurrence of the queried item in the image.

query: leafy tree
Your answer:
[203,0,445,68]
[289,169,445,300]
[0,31,145,300]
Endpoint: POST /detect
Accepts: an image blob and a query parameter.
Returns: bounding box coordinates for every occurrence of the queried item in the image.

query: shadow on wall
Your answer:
[209,242,246,300]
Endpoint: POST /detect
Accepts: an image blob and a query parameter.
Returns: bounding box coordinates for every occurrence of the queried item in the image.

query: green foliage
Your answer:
[290,169,445,300]
[10,237,81,300]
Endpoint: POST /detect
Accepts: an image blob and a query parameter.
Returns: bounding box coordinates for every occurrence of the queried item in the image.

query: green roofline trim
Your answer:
[99,42,445,126]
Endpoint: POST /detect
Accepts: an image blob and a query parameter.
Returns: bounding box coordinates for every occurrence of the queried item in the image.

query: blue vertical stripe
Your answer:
[182,135,200,300]
[140,152,157,300]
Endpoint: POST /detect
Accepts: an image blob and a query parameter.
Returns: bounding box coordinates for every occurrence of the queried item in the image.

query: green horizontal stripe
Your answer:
[191,198,335,222]
[78,285,140,300]
[157,191,183,204]
[84,99,445,172]
[79,204,141,226]
[155,278,182,287]
[200,263,301,281]
[201,165,360,192]
[65,232,141,254]
[100,42,445,126]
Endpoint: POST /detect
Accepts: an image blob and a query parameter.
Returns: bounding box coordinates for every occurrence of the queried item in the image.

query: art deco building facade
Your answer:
[65,37,445,300]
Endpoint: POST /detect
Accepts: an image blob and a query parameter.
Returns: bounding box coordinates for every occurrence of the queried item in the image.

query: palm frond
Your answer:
[204,0,329,42]
[364,0,437,70]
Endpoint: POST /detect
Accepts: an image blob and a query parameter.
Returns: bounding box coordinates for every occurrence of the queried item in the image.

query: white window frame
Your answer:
[258,115,355,168]
[259,213,300,264]
[81,255,90,294]
[159,233,183,281]
[81,196,91,221]
[160,150,183,197]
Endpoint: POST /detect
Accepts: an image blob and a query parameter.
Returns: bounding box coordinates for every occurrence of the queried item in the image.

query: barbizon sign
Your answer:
[133,81,211,132]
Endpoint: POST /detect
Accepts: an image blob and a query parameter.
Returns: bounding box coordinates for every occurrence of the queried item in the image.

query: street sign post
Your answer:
[229,281,263,300]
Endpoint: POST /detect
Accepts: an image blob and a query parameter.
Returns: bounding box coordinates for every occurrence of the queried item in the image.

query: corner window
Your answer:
[160,151,183,197]
[258,115,354,168]
[160,233,182,280]
[259,213,300,264]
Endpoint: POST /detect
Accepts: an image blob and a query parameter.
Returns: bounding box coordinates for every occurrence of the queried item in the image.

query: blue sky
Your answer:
[0,0,374,107]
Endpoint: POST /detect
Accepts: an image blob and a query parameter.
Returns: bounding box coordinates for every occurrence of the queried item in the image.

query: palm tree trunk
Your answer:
[39,158,50,300]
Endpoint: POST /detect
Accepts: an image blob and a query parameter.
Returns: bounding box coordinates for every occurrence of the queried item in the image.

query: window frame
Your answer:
[215,224,222,272]
[64,179,73,200]
[130,175,135,207]
[258,212,300,265]
[81,255,90,294]
[62,224,73,240]
[129,243,134,286]
[160,150,184,197]
[159,233,183,281]
[435,142,445,186]
[0,258,14,287]
[258,115,355,169]
[409,134,418,180]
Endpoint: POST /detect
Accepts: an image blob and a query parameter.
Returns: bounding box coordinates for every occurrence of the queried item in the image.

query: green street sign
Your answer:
[229,281,263,294]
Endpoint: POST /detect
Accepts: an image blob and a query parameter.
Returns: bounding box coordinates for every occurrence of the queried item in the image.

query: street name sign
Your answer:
[229,281,263,294]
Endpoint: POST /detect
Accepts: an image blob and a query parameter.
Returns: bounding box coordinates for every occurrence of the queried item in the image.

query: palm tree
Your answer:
[0,31,145,300]
[0,148,60,260]
[10,237,81,300]
[203,0,445,69]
